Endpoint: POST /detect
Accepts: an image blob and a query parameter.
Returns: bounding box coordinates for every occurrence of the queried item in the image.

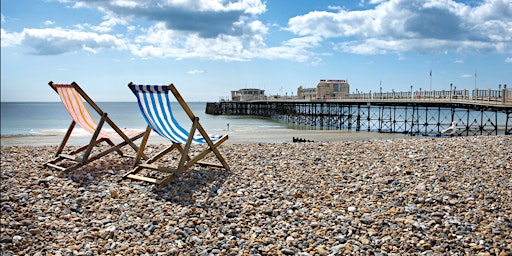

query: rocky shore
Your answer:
[1,136,511,255]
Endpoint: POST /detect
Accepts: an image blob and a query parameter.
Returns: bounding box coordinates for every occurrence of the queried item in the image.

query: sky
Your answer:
[1,0,511,102]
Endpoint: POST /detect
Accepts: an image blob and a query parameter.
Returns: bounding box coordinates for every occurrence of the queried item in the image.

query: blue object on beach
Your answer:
[125,83,230,185]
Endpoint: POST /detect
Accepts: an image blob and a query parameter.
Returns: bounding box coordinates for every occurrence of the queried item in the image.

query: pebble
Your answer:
[1,136,511,255]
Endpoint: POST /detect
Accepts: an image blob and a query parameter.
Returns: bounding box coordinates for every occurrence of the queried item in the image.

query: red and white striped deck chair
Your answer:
[44,81,146,172]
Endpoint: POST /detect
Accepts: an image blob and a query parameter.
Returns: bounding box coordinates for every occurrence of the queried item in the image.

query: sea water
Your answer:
[1,102,507,139]
[0,102,292,137]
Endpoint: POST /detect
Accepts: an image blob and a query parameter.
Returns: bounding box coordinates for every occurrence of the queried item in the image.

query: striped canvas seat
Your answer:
[55,84,141,140]
[124,83,230,185]
[129,84,222,144]
[44,82,146,173]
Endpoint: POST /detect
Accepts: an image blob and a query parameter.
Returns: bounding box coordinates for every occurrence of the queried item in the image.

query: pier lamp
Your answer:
[450,83,453,99]
[410,85,413,99]
[499,84,502,98]
[505,84,508,102]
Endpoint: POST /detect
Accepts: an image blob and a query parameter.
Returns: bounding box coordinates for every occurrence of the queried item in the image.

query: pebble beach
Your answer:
[1,135,511,255]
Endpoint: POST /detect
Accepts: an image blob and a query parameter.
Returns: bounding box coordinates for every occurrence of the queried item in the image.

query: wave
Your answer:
[2,128,124,138]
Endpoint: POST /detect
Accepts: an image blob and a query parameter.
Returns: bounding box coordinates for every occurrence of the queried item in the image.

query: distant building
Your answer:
[231,88,266,101]
[297,87,316,100]
[297,79,350,99]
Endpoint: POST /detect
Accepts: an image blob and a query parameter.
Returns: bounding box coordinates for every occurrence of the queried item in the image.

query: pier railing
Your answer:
[250,88,512,107]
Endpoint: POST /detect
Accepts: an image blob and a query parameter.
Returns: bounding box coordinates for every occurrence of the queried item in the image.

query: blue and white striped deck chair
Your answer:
[125,83,230,185]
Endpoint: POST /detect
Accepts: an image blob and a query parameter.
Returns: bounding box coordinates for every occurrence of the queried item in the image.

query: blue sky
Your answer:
[1,0,511,102]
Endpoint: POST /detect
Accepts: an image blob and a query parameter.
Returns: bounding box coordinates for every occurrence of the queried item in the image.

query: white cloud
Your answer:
[1,29,23,47]
[21,28,126,55]
[287,0,512,55]
[506,57,512,63]
[67,0,266,38]
[2,0,511,63]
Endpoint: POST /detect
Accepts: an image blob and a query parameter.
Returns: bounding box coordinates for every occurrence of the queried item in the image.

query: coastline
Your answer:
[1,135,511,255]
[1,129,409,146]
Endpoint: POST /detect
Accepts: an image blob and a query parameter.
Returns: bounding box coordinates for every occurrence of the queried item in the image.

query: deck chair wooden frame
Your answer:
[44,81,146,172]
[124,83,230,185]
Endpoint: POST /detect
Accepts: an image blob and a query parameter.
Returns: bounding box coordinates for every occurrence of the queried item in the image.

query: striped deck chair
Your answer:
[44,81,146,172]
[124,83,230,185]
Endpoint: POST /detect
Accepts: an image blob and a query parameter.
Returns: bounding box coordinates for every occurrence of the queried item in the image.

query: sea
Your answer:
[0,102,295,138]
[1,102,508,144]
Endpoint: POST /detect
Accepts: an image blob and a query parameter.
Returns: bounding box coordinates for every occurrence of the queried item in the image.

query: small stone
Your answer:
[421,242,432,250]
[226,212,237,218]
[0,237,13,243]
[109,189,119,198]
[281,248,296,255]
[12,236,22,243]
[316,246,327,255]
[1,136,511,256]
[190,236,203,245]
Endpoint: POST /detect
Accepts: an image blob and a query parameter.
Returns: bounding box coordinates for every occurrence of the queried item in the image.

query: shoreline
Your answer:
[1,129,410,146]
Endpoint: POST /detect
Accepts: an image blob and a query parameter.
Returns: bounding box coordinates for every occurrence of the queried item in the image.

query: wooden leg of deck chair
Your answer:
[80,114,107,164]
[186,135,229,169]
[56,121,76,156]
[146,143,180,165]
[157,120,203,186]
[207,135,230,171]
[87,138,141,163]
[176,119,198,173]
[124,143,180,184]
[128,132,148,160]
[133,126,151,168]
[105,116,146,158]
[124,131,182,183]
[195,121,231,171]
[104,139,125,157]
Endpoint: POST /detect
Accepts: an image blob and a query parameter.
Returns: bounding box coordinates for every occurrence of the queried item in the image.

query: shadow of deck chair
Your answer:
[124,83,230,185]
[44,81,146,172]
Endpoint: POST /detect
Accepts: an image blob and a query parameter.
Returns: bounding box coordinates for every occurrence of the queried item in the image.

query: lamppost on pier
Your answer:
[450,83,453,100]
[505,84,508,102]
[499,84,502,98]
[411,85,413,99]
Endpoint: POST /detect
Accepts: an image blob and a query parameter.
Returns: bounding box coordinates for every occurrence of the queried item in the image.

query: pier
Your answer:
[207,88,512,136]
